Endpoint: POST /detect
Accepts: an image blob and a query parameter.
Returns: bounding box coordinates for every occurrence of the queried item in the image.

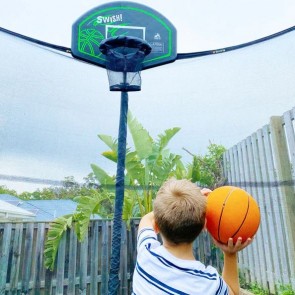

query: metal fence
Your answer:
[223,106,295,293]
[0,219,220,294]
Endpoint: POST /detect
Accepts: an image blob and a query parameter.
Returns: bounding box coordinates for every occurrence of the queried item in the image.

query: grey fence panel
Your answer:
[56,234,66,295]
[10,223,23,293]
[90,221,99,295]
[35,222,46,295]
[0,223,12,293]
[237,142,252,281]
[244,135,266,288]
[67,227,78,295]
[232,144,249,279]
[263,124,290,285]
[270,116,295,289]
[283,108,295,188]
[251,132,270,290]
[261,125,284,287]
[119,223,128,295]
[240,139,257,284]
[254,128,279,293]
[100,221,109,295]
[223,106,295,292]
[0,219,221,294]
[22,222,33,293]
[79,231,88,295]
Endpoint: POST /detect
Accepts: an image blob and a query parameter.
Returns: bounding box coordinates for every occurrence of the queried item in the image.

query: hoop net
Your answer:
[99,36,152,91]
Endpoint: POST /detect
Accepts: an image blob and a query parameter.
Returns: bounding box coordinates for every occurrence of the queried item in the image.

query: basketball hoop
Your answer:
[99,36,152,91]
[71,3,177,293]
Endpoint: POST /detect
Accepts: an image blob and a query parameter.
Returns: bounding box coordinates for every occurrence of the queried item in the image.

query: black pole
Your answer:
[108,90,129,294]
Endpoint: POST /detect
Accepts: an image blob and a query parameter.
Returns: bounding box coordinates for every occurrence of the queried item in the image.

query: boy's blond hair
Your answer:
[153,179,207,244]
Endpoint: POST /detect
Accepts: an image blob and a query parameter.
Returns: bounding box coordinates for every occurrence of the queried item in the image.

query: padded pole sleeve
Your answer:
[108,91,129,294]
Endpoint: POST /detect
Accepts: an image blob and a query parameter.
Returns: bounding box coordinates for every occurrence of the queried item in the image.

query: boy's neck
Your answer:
[162,240,195,261]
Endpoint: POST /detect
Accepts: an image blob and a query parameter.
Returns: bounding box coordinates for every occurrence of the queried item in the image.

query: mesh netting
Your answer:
[99,36,151,91]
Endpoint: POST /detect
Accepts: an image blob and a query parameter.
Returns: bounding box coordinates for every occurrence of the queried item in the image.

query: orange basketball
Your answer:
[206,186,260,244]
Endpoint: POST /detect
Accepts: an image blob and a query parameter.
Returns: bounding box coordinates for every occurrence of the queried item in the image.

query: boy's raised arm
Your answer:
[214,237,253,295]
[138,211,155,231]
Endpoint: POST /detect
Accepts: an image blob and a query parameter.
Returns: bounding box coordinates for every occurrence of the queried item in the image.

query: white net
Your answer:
[0,30,295,192]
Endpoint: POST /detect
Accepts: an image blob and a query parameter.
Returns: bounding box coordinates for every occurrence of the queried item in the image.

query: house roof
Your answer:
[19,199,78,221]
[0,200,36,221]
[0,194,21,202]
[0,194,100,221]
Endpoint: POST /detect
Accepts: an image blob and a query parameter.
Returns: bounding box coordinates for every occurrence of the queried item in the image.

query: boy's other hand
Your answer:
[213,237,253,255]
[201,188,212,197]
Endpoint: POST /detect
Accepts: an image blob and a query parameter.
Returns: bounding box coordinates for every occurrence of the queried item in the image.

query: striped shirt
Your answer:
[132,227,229,295]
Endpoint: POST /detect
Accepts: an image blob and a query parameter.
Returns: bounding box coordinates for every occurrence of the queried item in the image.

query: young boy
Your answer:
[132,179,253,295]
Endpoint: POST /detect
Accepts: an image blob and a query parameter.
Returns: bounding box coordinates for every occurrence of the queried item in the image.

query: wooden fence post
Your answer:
[0,223,12,294]
[56,233,66,295]
[270,116,295,287]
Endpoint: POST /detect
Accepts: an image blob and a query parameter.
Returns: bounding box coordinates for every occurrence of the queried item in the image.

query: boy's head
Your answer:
[153,179,207,244]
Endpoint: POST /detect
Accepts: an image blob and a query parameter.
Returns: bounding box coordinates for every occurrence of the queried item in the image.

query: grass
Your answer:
[239,271,294,295]
[241,283,295,295]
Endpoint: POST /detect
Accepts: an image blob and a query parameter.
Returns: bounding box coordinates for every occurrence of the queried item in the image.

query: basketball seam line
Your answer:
[217,187,236,242]
[231,194,250,240]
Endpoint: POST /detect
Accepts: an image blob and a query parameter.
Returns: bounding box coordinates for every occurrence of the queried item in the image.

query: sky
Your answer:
[0,0,295,192]
[1,0,295,52]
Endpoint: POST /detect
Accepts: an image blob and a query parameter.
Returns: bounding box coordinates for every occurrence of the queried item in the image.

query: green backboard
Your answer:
[71,1,177,69]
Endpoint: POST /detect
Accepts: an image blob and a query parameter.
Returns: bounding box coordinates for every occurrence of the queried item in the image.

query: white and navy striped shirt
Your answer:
[132,227,229,295]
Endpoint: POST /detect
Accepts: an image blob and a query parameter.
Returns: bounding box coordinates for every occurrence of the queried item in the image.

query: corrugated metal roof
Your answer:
[20,200,78,221]
[0,194,20,202]
[0,200,36,221]
[0,194,100,221]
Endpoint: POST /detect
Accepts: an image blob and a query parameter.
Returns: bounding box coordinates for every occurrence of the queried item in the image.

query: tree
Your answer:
[17,176,98,201]
[0,185,18,196]
[183,142,227,189]
[91,112,199,217]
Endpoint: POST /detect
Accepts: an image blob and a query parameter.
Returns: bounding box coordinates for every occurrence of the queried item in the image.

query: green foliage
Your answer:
[198,143,226,189]
[184,143,226,190]
[248,283,269,295]
[245,283,295,295]
[0,185,18,196]
[44,112,227,271]
[92,112,194,219]
[239,272,267,295]
[19,188,56,200]
[239,271,294,295]
[44,189,114,270]
[44,215,73,271]
[278,285,295,295]
[91,164,115,186]
[0,174,100,201]
[128,112,153,160]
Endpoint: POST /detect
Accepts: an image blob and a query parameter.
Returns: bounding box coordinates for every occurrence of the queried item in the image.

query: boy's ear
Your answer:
[152,219,160,234]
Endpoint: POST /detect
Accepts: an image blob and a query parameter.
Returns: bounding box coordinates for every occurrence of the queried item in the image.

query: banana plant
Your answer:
[92,112,199,217]
[44,189,115,270]
[44,112,200,270]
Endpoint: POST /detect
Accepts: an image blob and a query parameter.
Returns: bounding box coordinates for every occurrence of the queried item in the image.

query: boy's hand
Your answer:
[213,237,253,255]
[201,188,212,197]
